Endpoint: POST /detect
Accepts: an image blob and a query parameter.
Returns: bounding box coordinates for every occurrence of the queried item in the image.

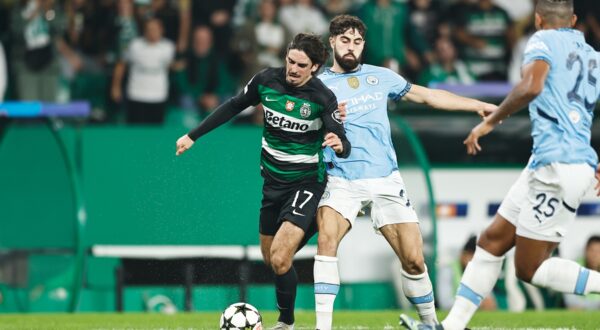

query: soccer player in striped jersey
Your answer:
[401,1,600,329]
[176,33,350,330]
[313,15,498,330]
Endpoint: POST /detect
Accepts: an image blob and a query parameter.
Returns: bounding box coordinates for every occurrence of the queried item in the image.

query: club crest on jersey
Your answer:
[367,75,379,85]
[347,77,360,89]
[285,100,295,111]
[300,103,311,118]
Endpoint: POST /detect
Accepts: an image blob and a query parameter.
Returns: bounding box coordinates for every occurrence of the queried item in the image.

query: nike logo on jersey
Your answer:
[292,209,305,216]
[265,96,279,102]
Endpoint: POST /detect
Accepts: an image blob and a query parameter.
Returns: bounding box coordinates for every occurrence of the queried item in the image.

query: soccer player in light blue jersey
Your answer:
[313,15,498,330]
[400,1,600,329]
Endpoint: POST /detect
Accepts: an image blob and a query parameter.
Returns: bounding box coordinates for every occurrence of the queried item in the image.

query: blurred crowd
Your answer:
[0,0,599,124]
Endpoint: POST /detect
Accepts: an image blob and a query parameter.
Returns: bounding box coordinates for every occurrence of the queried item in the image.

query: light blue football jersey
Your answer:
[523,28,600,169]
[318,64,411,179]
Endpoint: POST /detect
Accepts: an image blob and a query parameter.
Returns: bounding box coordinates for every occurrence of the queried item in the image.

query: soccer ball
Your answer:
[219,302,263,330]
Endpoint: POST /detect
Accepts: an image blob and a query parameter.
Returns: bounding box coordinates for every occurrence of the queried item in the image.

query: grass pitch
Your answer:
[0,310,598,329]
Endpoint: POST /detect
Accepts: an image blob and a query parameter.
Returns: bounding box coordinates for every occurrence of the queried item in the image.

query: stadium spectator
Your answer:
[10,0,71,101]
[418,37,475,86]
[0,40,6,102]
[111,18,174,124]
[320,0,353,19]
[232,0,289,83]
[176,33,350,330]
[564,235,600,310]
[454,0,515,81]
[136,0,182,50]
[278,0,328,36]
[191,0,235,56]
[356,0,432,79]
[62,0,115,119]
[174,25,237,116]
[113,0,139,62]
[409,0,440,44]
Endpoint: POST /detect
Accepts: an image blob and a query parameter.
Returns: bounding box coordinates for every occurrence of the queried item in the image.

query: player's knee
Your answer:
[270,253,292,275]
[317,231,338,256]
[515,263,536,283]
[401,255,426,275]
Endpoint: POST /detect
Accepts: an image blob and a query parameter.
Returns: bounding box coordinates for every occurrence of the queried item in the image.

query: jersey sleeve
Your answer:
[523,32,553,67]
[230,69,265,108]
[387,69,412,101]
[187,70,265,141]
[322,93,351,158]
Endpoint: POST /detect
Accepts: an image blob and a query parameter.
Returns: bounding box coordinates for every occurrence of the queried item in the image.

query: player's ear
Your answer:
[534,12,543,30]
[311,64,319,74]
[329,36,335,49]
[571,14,578,28]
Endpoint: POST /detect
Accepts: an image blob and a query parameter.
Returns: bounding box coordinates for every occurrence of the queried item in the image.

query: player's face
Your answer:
[285,49,317,87]
[331,28,364,72]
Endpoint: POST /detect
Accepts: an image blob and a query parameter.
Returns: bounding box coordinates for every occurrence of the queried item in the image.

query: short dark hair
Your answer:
[586,235,600,249]
[535,0,574,24]
[329,15,366,39]
[287,33,329,71]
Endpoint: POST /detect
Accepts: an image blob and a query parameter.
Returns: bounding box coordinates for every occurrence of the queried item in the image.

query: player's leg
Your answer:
[437,167,531,330]
[314,206,351,330]
[379,222,437,325]
[271,181,327,328]
[514,163,600,296]
[270,221,305,327]
[439,214,515,330]
[314,176,361,330]
[368,171,437,324]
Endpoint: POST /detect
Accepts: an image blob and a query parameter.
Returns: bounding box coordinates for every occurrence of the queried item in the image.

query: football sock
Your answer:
[314,255,340,330]
[442,247,504,330]
[531,257,600,295]
[275,266,298,325]
[401,266,438,325]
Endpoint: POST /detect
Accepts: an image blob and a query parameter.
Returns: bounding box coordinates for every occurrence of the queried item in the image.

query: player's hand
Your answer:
[464,121,495,155]
[338,102,347,122]
[595,164,600,197]
[322,132,343,154]
[176,134,194,156]
[478,102,499,119]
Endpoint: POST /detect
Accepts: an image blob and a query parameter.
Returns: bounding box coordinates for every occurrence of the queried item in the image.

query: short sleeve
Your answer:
[523,32,553,67]
[387,69,412,101]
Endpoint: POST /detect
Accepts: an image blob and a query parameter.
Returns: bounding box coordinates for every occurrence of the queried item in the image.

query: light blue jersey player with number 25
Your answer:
[401,1,600,330]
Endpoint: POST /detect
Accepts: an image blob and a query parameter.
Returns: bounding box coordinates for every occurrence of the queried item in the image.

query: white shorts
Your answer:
[497,162,594,243]
[318,171,419,232]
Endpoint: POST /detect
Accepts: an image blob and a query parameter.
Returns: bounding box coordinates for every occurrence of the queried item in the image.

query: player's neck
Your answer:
[331,62,360,74]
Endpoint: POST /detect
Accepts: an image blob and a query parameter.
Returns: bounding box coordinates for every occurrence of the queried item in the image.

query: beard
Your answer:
[334,49,361,72]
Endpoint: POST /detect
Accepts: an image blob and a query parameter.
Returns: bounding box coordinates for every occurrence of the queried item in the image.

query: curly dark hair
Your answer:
[329,15,366,39]
[287,33,329,72]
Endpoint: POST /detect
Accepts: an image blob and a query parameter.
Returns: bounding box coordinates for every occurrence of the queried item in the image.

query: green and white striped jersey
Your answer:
[251,68,349,183]
[187,67,350,184]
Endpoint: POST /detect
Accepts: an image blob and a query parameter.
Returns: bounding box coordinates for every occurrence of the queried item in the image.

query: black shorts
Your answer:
[259,178,326,242]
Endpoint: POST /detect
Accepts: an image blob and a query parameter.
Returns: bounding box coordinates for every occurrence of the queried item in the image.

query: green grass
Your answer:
[0,311,599,329]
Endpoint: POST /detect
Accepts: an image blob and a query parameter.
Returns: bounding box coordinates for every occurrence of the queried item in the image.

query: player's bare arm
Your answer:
[464,60,550,155]
[403,84,498,117]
